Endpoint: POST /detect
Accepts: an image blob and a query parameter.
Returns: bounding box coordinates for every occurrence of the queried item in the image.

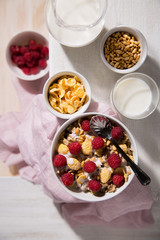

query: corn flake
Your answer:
[48,75,88,114]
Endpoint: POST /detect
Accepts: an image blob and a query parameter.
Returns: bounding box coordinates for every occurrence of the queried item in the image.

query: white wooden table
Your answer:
[0,0,160,239]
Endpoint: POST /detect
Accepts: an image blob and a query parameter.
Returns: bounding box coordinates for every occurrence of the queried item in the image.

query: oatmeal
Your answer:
[52,115,134,197]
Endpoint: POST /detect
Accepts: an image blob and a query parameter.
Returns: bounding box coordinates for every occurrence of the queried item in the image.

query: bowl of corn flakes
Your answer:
[50,112,138,202]
[43,71,91,119]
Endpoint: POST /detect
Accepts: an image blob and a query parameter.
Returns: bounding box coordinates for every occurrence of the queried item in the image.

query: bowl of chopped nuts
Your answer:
[100,26,148,74]
[43,71,91,119]
[50,112,138,201]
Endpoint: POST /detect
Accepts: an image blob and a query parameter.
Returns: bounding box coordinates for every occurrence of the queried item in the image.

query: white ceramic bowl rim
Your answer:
[100,25,148,74]
[6,30,49,81]
[43,70,91,119]
[50,112,138,202]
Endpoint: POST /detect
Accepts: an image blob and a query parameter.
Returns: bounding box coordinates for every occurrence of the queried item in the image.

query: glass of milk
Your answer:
[45,0,107,47]
[111,73,159,119]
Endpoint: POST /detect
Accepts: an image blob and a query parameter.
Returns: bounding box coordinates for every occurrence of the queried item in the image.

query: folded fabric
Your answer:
[0,77,154,228]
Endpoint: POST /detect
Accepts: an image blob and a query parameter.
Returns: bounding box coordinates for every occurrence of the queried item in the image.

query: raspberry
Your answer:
[88,180,101,192]
[108,153,122,168]
[38,59,47,69]
[10,45,20,54]
[15,56,25,67]
[111,127,123,141]
[69,142,81,155]
[41,46,49,57]
[12,55,18,63]
[30,66,39,75]
[29,39,36,45]
[24,52,33,62]
[81,120,90,131]
[61,172,74,186]
[37,44,43,51]
[26,59,36,68]
[22,67,30,75]
[53,154,67,167]
[29,39,38,50]
[113,174,124,187]
[20,46,29,55]
[84,161,96,173]
[32,51,40,59]
[92,136,104,149]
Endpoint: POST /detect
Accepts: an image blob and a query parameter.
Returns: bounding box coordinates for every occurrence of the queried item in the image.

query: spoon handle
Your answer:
[111,138,151,186]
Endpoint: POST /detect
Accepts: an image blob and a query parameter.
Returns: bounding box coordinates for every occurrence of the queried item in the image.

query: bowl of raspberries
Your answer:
[51,112,138,202]
[6,30,49,80]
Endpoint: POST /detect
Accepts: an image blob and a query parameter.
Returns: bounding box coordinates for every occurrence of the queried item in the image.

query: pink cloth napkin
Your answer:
[0,76,154,228]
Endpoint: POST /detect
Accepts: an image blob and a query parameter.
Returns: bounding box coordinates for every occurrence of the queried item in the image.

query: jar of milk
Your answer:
[45,0,107,47]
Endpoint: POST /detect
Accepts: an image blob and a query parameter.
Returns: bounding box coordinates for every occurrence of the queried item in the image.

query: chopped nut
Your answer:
[104,31,141,69]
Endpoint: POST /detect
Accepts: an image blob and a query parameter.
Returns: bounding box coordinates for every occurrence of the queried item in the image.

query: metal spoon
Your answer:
[90,115,151,186]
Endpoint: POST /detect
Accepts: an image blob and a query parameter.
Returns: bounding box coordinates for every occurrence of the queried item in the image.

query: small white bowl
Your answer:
[43,71,91,119]
[50,112,138,202]
[111,72,159,119]
[100,26,148,74]
[6,30,49,81]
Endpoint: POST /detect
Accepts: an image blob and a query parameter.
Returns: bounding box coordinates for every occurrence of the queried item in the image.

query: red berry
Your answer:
[69,142,81,155]
[32,51,40,59]
[20,46,29,55]
[37,44,43,51]
[24,52,33,62]
[12,54,18,63]
[30,66,39,75]
[113,174,124,187]
[29,39,36,45]
[92,136,104,149]
[29,39,38,50]
[111,127,123,141]
[61,172,74,186]
[15,56,25,67]
[26,59,36,68]
[88,180,101,192]
[38,59,47,69]
[84,161,96,173]
[53,154,67,167]
[10,45,20,54]
[41,46,49,57]
[81,120,90,131]
[108,154,122,169]
[22,67,30,75]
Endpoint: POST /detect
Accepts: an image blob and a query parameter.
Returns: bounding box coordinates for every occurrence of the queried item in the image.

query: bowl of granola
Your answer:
[50,113,138,202]
[100,25,148,74]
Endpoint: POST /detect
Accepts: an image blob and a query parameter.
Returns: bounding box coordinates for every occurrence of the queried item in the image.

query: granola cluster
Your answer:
[52,116,133,197]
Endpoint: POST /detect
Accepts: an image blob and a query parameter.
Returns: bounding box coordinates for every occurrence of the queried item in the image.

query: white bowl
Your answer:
[6,30,49,81]
[43,71,91,119]
[111,72,159,119]
[50,112,138,202]
[100,26,148,74]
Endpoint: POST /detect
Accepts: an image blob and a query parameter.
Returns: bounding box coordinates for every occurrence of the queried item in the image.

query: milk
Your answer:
[56,0,100,26]
[113,78,152,118]
[46,0,106,47]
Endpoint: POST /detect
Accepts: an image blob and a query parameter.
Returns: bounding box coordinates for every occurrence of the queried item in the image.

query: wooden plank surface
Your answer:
[0,0,48,176]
